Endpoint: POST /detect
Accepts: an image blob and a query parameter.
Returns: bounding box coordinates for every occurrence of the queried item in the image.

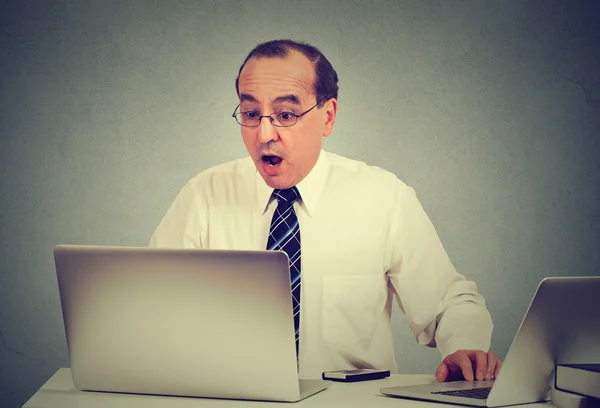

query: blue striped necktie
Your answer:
[266,187,301,357]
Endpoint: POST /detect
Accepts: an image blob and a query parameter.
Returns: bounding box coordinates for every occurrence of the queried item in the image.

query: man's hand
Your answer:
[435,350,502,382]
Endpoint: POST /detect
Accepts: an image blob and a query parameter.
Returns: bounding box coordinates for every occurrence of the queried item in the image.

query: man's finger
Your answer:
[485,351,497,380]
[494,357,503,378]
[435,362,449,383]
[472,350,488,381]
[444,351,474,381]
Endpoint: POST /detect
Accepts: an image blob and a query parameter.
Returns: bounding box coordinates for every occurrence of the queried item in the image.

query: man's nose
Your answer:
[257,116,279,144]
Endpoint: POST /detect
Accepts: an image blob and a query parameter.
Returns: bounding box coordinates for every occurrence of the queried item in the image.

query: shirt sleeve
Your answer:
[149,180,206,249]
[386,184,493,359]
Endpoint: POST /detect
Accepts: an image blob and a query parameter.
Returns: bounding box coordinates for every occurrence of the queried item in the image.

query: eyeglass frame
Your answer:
[231,98,326,128]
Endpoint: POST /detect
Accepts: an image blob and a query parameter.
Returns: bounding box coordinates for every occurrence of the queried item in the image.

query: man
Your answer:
[150,39,501,382]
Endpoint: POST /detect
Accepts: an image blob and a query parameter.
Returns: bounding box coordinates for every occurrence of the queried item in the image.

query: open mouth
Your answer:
[262,155,283,166]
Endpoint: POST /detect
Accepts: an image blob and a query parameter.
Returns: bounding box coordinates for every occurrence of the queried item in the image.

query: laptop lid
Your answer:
[54,245,328,402]
[380,276,600,407]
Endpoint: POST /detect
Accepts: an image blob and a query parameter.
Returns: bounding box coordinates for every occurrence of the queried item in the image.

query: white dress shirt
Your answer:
[150,150,493,378]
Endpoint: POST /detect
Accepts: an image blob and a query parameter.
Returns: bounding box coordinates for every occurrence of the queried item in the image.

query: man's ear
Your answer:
[323,98,338,137]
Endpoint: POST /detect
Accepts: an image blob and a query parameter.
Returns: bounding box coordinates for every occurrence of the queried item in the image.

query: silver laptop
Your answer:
[381,276,600,407]
[54,245,330,402]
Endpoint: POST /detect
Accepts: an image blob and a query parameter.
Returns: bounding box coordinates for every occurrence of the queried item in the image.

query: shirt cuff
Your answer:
[435,302,494,359]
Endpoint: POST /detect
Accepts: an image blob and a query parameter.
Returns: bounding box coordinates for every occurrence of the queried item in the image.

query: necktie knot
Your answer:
[273,187,300,205]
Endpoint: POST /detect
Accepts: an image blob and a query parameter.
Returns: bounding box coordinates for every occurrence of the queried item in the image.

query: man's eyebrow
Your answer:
[273,94,300,105]
[240,94,258,103]
[239,93,300,105]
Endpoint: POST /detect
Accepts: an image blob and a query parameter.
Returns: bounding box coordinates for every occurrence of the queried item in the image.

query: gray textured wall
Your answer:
[1,1,599,407]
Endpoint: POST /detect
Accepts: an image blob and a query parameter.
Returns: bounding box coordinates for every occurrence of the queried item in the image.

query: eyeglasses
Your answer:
[231,99,324,128]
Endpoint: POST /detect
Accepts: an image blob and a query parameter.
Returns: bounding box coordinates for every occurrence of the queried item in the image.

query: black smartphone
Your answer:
[322,369,391,382]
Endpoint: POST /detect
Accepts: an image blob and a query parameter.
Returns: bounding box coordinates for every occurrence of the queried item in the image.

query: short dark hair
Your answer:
[235,39,339,107]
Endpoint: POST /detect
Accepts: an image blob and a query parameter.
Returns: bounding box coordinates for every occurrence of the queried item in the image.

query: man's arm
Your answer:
[149,180,206,248]
[386,183,497,381]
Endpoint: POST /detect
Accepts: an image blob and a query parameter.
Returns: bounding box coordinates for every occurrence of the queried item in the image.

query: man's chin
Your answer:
[257,170,294,190]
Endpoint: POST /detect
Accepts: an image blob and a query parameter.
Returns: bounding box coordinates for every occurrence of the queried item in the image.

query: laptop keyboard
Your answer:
[432,387,492,400]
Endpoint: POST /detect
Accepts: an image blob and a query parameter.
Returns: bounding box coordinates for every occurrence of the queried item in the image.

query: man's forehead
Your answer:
[238,52,315,101]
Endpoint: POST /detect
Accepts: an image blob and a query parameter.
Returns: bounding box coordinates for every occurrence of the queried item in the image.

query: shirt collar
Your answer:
[256,150,330,217]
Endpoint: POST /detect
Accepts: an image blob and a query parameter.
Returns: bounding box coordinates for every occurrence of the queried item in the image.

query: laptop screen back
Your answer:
[55,245,302,401]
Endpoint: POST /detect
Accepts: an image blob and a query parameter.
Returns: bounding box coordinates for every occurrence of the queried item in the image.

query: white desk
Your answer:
[23,369,554,408]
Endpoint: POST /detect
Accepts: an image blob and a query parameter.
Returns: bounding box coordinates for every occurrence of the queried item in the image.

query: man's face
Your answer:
[237,51,337,189]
